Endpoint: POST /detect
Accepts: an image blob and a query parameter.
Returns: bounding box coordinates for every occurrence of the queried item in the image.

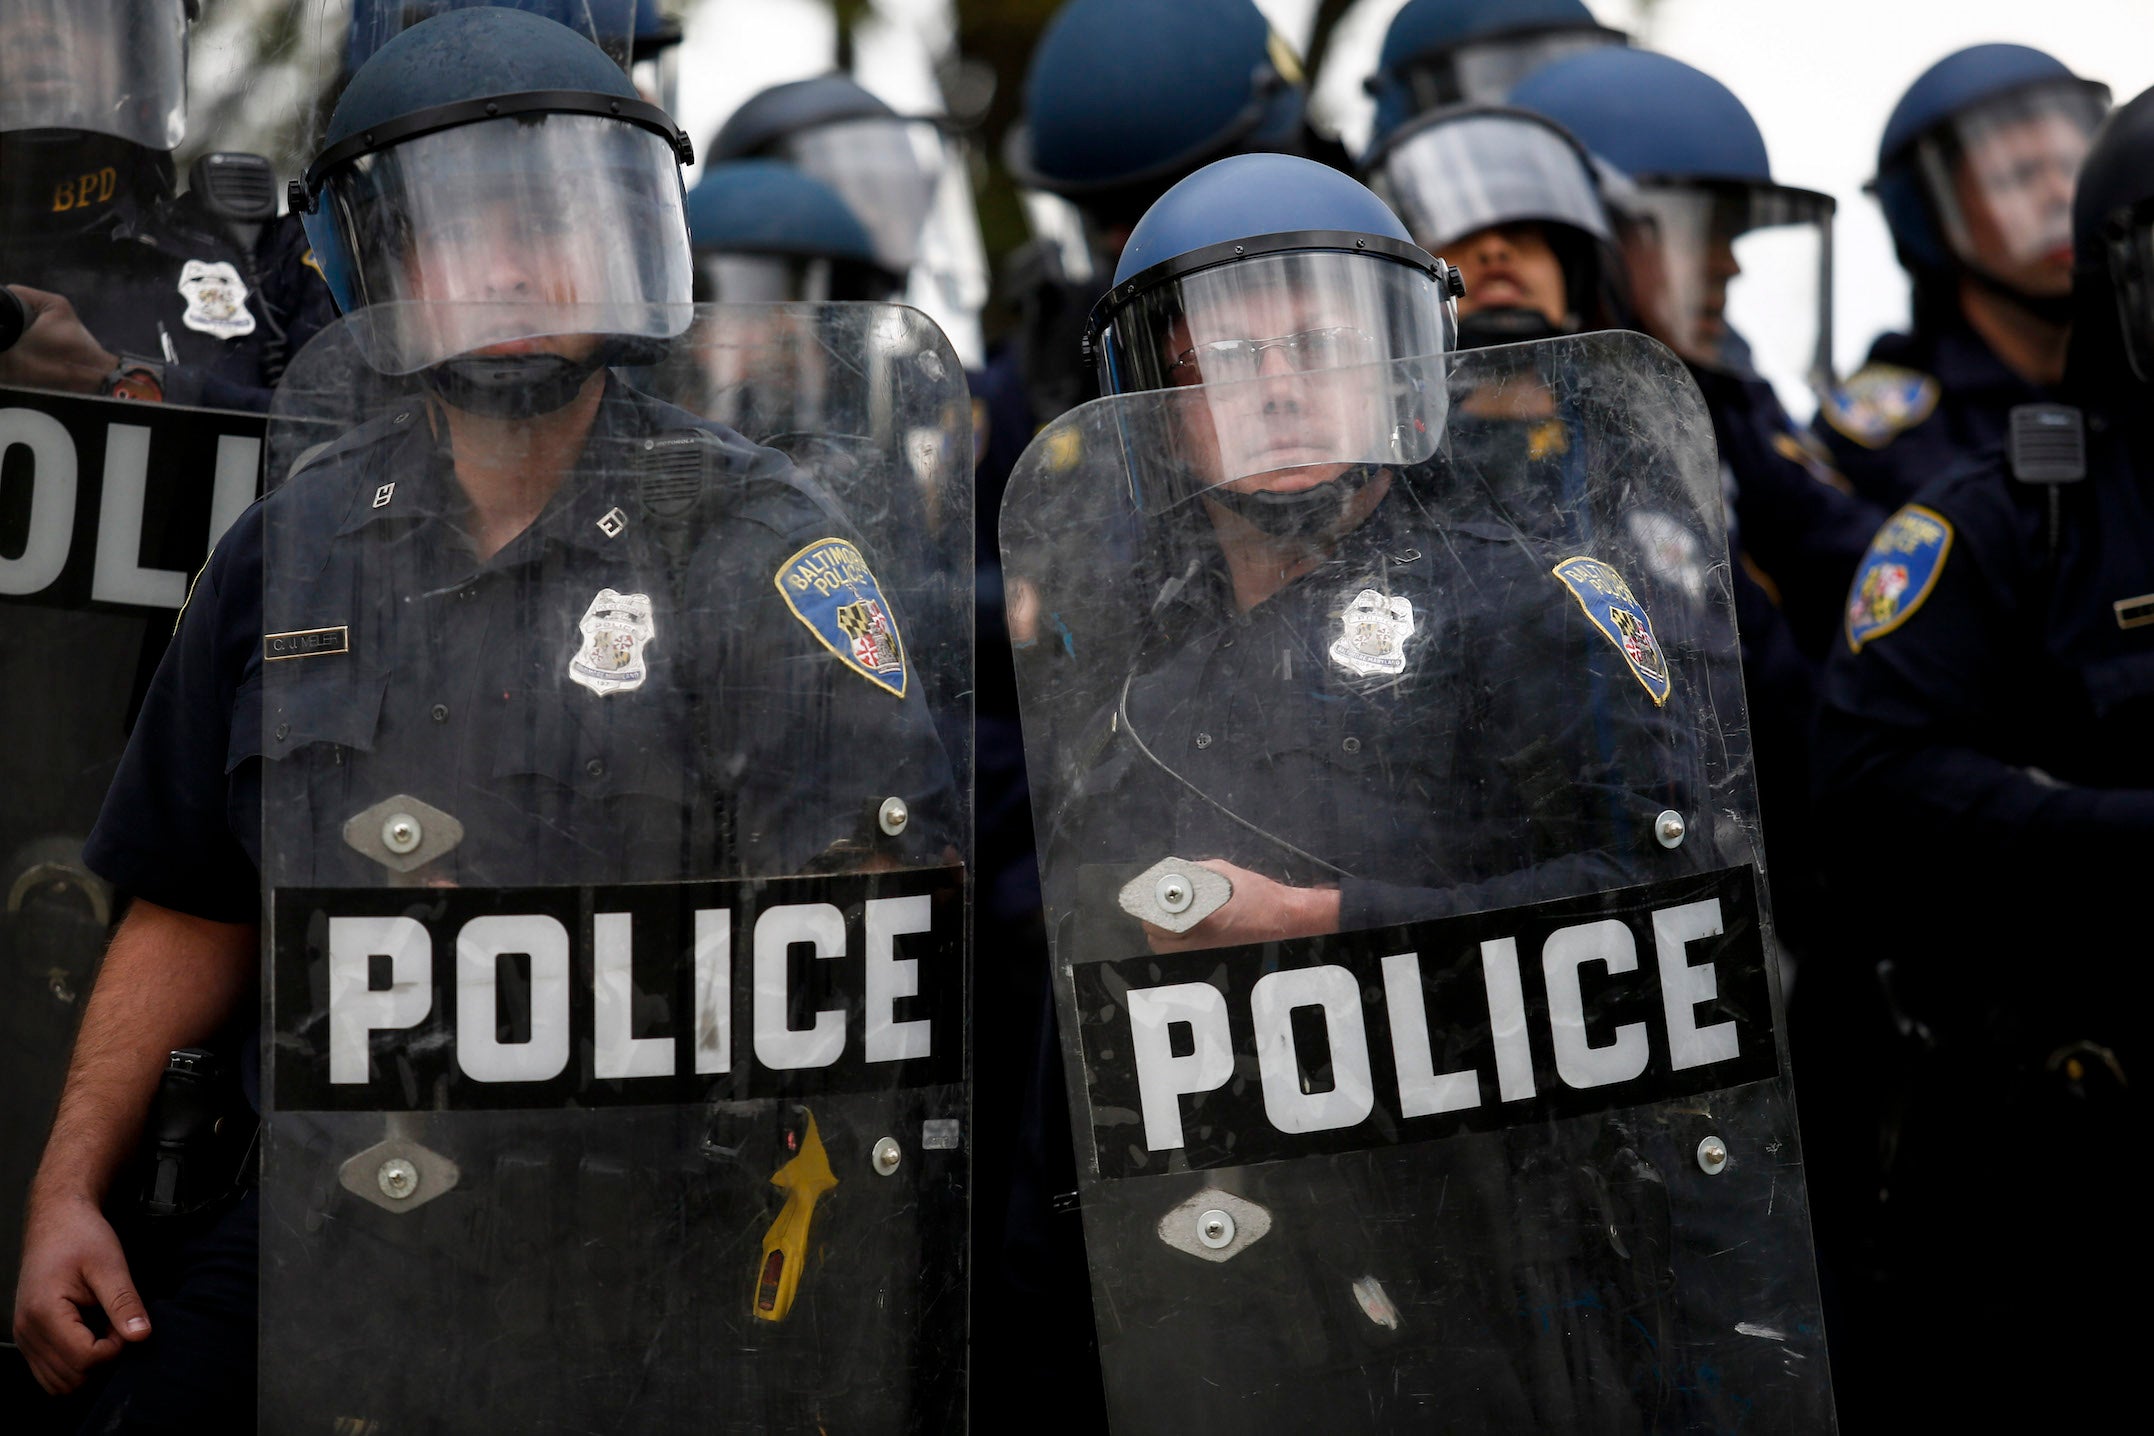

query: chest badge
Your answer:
[569,588,655,696]
[176,259,256,339]
[1330,589,1414,677]
[1845,505,1952,653]
[1553,557,1670,706]
[1626,510,1707,603]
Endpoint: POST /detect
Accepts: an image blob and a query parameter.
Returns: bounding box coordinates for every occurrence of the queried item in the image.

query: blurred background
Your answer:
[175,0,2154,402]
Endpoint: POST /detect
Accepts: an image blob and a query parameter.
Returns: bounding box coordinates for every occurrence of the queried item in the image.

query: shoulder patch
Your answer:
[1845,505,1953,653]
[1821,364,1940,450]
[1552,557,1671,706]
[774,537,908,698]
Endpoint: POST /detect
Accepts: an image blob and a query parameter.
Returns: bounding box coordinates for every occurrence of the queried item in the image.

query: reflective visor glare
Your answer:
[1372,113,1609,255]
[1917,84,2110,275]
[779,118,944,275]
[319,114,692,373]
[1104,252,1450,486]
[0,0,186,149]
[1402,30,1620,109]
[1622,184,1833,413]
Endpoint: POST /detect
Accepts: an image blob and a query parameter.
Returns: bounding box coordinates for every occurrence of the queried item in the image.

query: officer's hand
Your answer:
[0,286,120,395]
[12,1192,150,1395]
[1142,859,1340,953]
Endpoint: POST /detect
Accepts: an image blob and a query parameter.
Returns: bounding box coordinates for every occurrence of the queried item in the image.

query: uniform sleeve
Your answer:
[1813,483,2154,865]
[83,506,264,922]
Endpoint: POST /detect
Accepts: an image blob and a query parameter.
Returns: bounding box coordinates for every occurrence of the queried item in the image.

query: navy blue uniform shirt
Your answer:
[1813,323,2045,513]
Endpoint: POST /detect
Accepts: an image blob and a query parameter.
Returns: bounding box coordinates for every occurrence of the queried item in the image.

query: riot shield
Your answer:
[1001,331,1835,1432]
[0,386,263,1305]
[258,301,970,1432]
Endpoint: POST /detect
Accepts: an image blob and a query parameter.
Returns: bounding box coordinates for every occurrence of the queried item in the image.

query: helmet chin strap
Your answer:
[1456,305,1568,351]
[1962,261,2077,326]
[422,349,607,419]
[1205,463,1379,542]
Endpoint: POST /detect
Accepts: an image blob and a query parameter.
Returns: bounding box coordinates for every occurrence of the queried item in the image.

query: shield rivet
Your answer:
[1697,1136,1728,1175]
[1156,873,1193,914]
[377,1158,419,1201]
[1197,1209,1235,1249]
[878,797,909,837]
[872,1137,902,1176]
[1655,810,1687,849]
[382,814,422,855]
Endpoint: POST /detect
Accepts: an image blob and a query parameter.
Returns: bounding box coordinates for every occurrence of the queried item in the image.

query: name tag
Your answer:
[264,626,349,661]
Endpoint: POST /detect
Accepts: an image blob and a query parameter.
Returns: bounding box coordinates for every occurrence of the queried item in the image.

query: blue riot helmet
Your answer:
[1873,45,2109,323]
[685,160,903,304]
[0,0,196,225]
[2071,85,2154,389]
[1365,0,1623,142]
[290,6,694,408]
[1363,102,1625,347]
[1512,47,1836,397]
[1090,155,1459,538]
[1008,0,1319,232]
[345,0,641,75]
[631,0,679,62]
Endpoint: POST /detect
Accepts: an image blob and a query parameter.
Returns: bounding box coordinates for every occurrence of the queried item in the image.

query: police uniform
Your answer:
[1,184,335,412]
[1813,324,2045,512]
[1811,415,2147,1428]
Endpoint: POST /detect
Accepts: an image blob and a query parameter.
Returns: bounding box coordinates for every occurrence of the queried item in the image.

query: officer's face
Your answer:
[401,193,604,364]
[1164,285,1388,494]
[0,7,95,112]
[1951,111,2088,296]
[1453,223,1568,327]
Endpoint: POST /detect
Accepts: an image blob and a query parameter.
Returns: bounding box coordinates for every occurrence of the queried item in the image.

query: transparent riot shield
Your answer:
[258,301,970,1432]
[0,386,263,1305]
[1001,331,1835,1432]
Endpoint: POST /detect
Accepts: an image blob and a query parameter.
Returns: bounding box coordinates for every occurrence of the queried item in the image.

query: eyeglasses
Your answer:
[1167,325,1380,384]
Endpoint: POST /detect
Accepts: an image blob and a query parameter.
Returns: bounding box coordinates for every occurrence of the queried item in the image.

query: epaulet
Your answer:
[282,408,414,485]
[1820,363,1941,449]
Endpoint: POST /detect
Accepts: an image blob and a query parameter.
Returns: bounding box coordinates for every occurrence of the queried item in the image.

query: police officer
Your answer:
[1809,86,2154,1432]
[684,159,904,305]
[11,8,953,1425]
[1817,45,2111,509]
[0,0,333,409]
[1362,0,1626,145]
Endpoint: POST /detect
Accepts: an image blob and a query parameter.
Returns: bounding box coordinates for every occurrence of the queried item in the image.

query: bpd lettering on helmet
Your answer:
[275,868,963,1110]
[1080,868,1776,1179]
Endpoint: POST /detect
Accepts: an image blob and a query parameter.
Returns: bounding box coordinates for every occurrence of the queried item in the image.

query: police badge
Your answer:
[176,259,257,339]
[1329,589,1414,677]
[569,588,655,695]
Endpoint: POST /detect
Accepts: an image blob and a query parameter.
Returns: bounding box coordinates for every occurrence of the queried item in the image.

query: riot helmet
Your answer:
[0,0,195,227]
[290,6,694,411]
[1365,0,1624,141]
[685,160,903,304]
[1363,102,1624,347]
[344,0,645,75]
[2070,85,2154,390]
[1007,0,1319,233]
[1873,44,2110,324]
[1512,47,1836,403]
[1089,154,1459,539]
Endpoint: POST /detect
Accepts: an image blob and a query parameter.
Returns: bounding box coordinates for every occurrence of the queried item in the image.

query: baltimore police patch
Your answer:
[1552,557,1670,706]
[1821,364,1941,449]
[775,537,908,698]
[1845,505,1953,652]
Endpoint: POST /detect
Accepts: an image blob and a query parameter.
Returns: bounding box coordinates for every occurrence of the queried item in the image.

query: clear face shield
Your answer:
[1094,249,1454,515]
[776,116,947,276]
[1618,180,1835,405]
[695,254,901,306]
[1914,81,2111,297]
[306,112,693,375]
[1393,26,1623,110]
[1368,110,1609,259]
[0,0,188,149]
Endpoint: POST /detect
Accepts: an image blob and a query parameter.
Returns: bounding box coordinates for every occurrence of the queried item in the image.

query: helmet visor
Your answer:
[2111,200,2154,385]
[777,117,945,275]
[1619,181,1835,409]
[1398,28,1622,110]
[1369,110,1609,255]
[307,112,693,373]
[0,0,187,150]
[1915,80,2110,292]
[1097,250,1453,486]
[696,253,901,305]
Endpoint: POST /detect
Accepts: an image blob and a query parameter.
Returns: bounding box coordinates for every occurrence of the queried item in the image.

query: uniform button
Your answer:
[585,758,606,778]
[1341,736,1361,753]
[274,722,289,742]
[430,703,449,723]
[1194,732,1212,749]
